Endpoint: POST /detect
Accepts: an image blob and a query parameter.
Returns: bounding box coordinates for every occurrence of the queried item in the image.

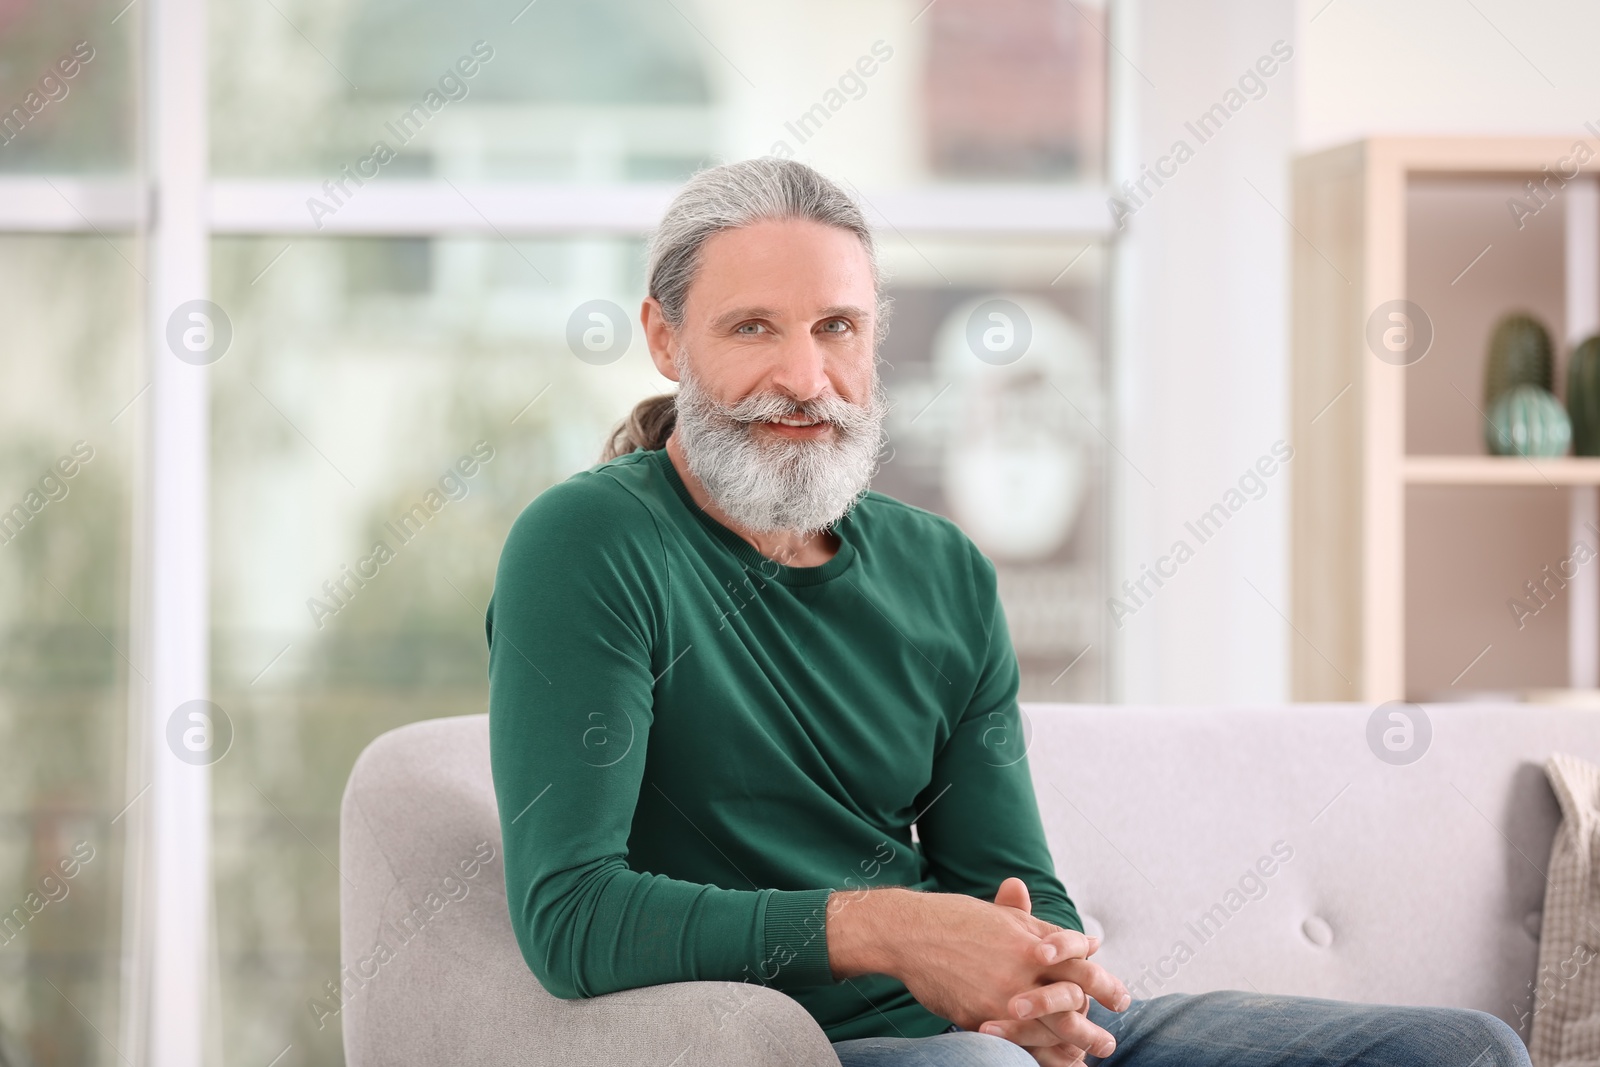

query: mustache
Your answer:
[702,386,887,436]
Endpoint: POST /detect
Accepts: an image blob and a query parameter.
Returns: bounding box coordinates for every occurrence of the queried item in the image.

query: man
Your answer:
[486,158,1529,1067]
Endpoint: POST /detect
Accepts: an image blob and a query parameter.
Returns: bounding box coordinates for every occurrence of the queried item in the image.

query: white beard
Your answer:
[672,356,889,535]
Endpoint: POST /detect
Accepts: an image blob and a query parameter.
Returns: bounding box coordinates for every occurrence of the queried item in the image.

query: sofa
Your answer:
[338,703,1596,1065]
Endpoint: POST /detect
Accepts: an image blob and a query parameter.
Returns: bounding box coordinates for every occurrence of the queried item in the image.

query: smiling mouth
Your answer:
[767,414,825,428]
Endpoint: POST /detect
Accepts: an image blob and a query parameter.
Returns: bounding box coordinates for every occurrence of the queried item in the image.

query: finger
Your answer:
[980,1012,1109,1062]
[1020,914,1065,940]
[1033,928,1098,965]
[994,877,1033,914]
[1036,1006,1117,1059]
[1032,1044,1089,1067]
[1041,956,1131,1012]
[1010,979,1086,1020]
[977,1018,1065,1049]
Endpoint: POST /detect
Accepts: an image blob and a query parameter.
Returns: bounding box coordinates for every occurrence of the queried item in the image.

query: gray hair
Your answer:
[646,157,889,336]
[602,158,892,461]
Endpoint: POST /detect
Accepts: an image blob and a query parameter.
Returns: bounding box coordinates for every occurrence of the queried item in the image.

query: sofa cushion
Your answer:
[1025,703,1600,1042]
[1529,752,1600,1063]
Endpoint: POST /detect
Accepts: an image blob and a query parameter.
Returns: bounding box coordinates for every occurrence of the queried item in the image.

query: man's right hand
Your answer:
[824,885,1125,1054]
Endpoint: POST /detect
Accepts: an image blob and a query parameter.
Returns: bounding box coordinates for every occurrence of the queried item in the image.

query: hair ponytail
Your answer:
[600,393,677,461]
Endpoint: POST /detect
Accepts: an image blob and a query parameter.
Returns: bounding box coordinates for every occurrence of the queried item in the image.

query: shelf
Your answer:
[1293,138,1600,701]
[1404,456,1600,485]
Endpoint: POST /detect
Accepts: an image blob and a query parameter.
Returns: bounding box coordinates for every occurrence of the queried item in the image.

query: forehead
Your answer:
[685,217,875,318]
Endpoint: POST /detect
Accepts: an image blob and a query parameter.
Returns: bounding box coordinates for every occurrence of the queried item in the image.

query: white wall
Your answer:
[1297,0,1600,153]
[1111,0,1297,704]
[1114,0,1599,703]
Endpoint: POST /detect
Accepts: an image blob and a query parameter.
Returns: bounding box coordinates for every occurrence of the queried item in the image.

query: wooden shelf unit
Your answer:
[1404,456,1600,485]
[1291,137,1600,702]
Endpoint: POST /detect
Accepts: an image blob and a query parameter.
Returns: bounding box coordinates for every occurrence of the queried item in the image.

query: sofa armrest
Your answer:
[513,980,844,1067]
[340,892,843,1066]
[338,750,840,1066]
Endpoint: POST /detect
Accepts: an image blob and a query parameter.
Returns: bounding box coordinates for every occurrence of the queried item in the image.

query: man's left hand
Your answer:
[975,878,1130,1065]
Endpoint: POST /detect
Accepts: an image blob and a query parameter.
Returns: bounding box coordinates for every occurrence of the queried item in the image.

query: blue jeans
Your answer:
[830,990,1530,1066]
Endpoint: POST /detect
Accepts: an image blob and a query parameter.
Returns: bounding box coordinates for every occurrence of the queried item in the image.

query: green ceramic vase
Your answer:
[1567,336,1600,456]
[1484,312,1554,408]
[1486,384,1571,457]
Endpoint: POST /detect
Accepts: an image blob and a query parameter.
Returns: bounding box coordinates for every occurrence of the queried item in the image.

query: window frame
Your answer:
[8,0,1121,1059]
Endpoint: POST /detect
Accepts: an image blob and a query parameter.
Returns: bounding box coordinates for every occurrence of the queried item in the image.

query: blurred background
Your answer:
[3,0,1599,1063]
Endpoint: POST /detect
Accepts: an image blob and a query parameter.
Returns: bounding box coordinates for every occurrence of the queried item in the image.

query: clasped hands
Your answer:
[974,876,1128,1065]
[826,878,1130,1066]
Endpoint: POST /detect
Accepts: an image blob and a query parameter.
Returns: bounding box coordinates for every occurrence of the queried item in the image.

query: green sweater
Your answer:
[486,447,1080,1041]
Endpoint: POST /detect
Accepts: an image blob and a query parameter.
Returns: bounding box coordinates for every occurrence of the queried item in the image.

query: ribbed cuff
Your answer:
[758,888,837,989]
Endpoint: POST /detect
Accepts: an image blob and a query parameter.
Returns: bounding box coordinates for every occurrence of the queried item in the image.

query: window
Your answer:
[5,1,1114,1061]
[0,2,140,1062]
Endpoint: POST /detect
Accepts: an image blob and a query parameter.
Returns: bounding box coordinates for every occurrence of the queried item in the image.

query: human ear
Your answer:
[641,296,682,382]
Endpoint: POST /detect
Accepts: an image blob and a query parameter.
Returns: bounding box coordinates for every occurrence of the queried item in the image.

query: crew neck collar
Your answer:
[648,447,859,587]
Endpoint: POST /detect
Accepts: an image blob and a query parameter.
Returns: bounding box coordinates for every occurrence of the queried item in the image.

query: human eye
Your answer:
[736,321,766,335]
[820,318,851,334]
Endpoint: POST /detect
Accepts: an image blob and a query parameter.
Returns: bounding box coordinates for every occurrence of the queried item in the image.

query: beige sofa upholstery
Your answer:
[339,703,1598,1065]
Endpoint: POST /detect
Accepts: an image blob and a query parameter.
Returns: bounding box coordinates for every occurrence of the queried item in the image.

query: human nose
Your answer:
[767,329,831,404]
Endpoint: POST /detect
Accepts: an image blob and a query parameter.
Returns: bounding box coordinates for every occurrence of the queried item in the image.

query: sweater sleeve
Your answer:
[487,473,836,999]
[911,546,1082,934]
